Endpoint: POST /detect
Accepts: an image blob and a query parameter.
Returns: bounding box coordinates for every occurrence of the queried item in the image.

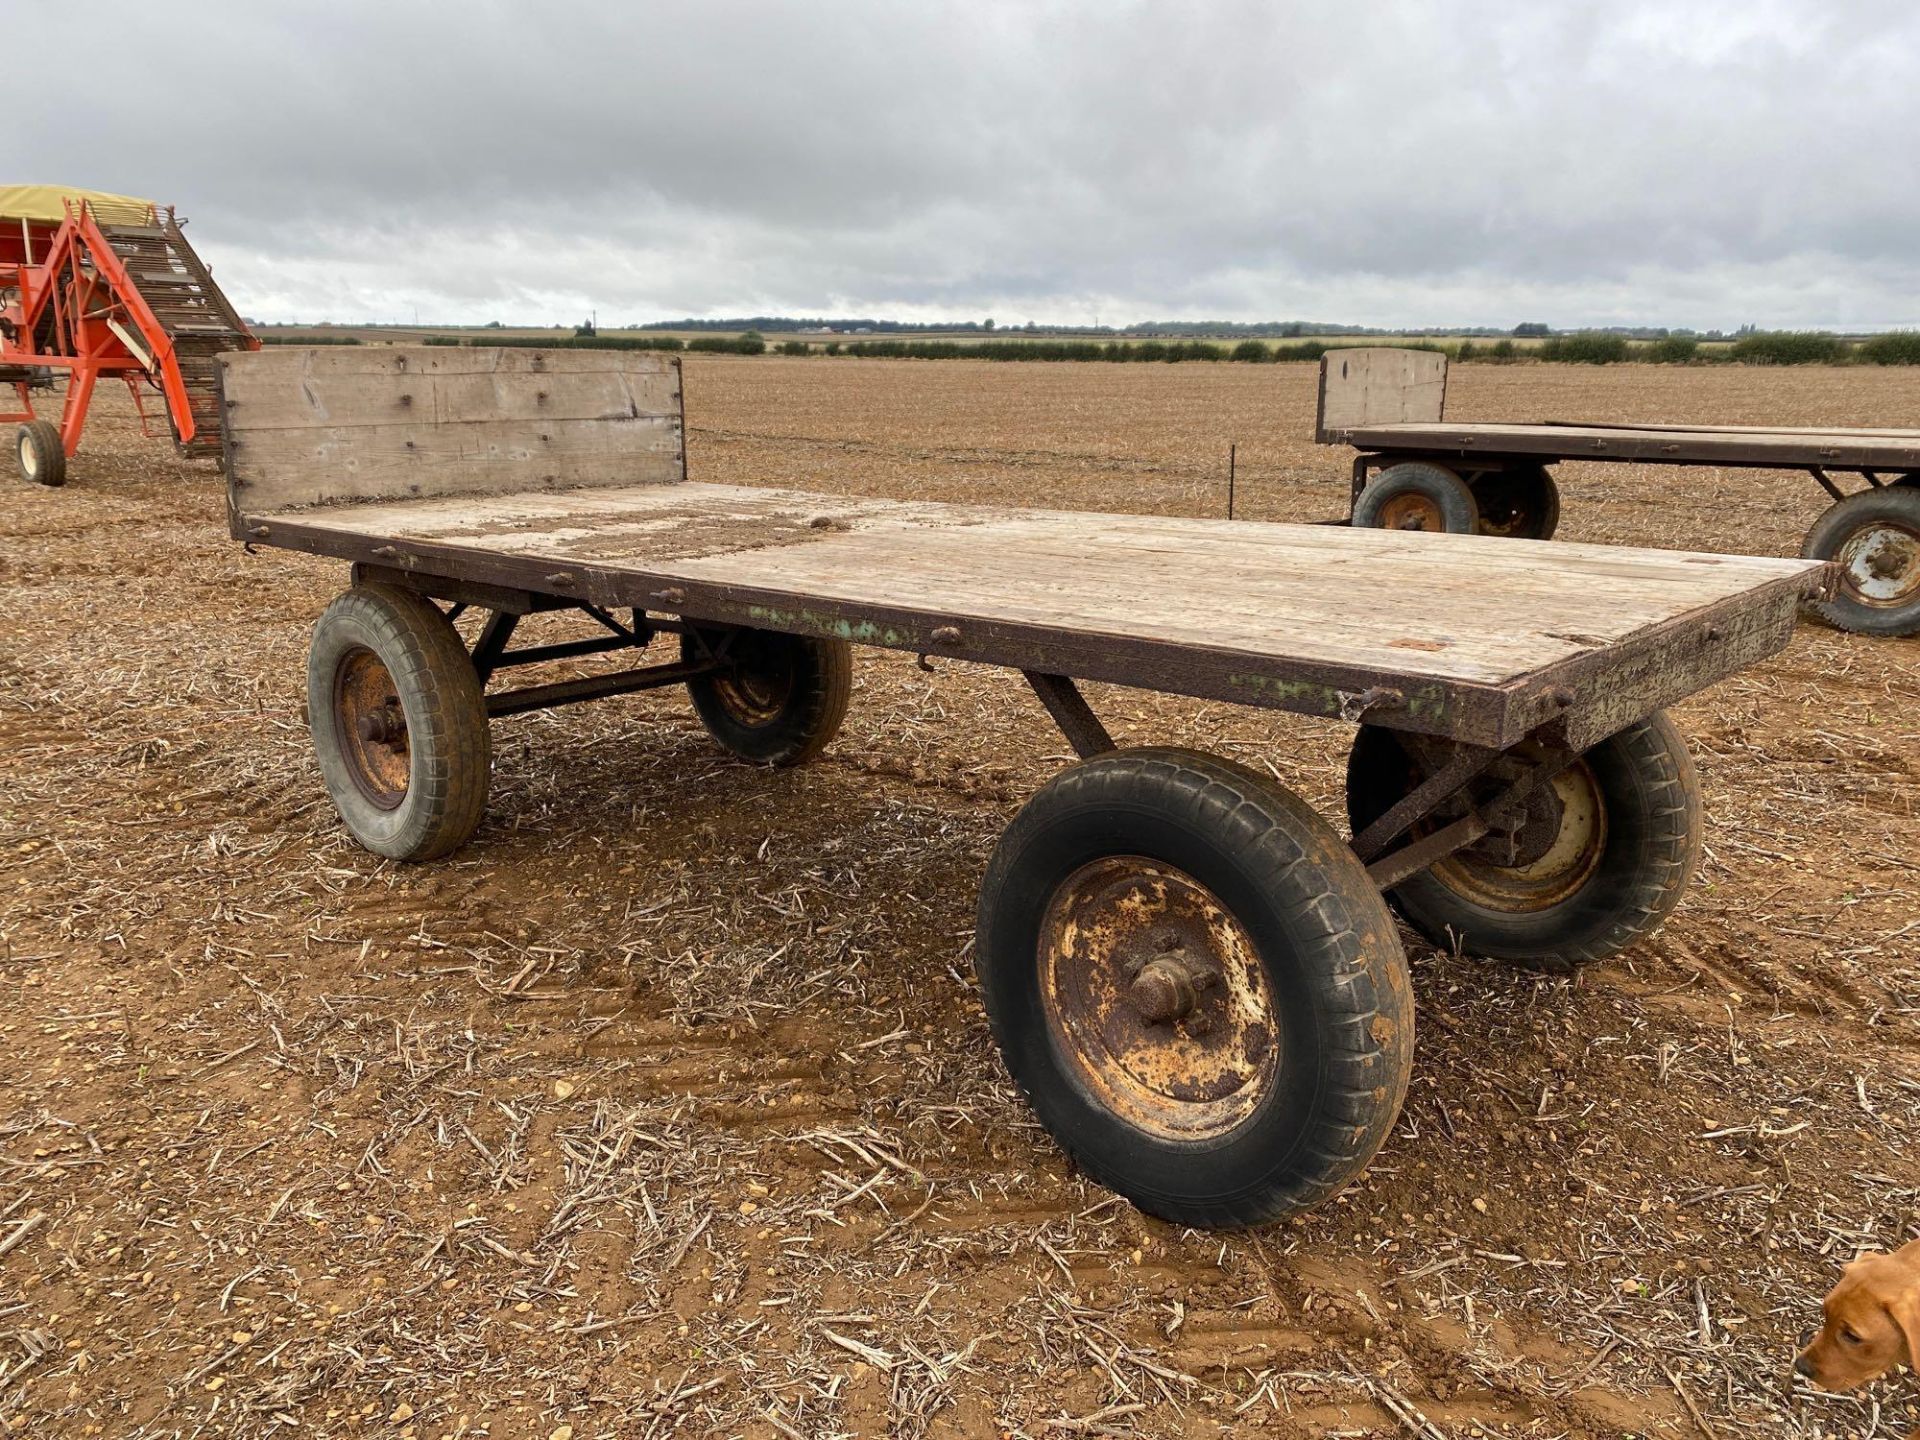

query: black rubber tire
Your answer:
[308,584,491,861]
[976,747,1413,1228]
[16,420,64,487]
[1352,462,1479,534]
[1469,464,1560,540]
[1346,714,1701,972]
[681,627,852,766]
[1799,486,1920,637]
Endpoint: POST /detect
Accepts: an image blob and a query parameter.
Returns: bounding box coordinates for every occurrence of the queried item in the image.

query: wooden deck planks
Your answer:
[280,481,1821,689]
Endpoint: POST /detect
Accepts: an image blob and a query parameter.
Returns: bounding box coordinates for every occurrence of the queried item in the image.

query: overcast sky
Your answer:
[19,1,1920,330]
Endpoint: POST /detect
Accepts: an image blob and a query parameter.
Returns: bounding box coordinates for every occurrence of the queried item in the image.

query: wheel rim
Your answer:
[333,647,410,810]
[1834,518,1920,609]
[712,639,795,726]
[1375,491,1445,531]
[19,431,36,480]
[1038,857,1278,1141]
[1428,760,1607,912]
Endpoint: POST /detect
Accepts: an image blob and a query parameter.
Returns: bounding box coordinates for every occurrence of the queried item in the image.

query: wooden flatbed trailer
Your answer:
[221,346,1829,1229]
[1317,348,1920,637]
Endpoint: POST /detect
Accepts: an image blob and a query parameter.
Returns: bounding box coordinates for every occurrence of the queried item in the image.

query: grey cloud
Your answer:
[20,0,1920,328]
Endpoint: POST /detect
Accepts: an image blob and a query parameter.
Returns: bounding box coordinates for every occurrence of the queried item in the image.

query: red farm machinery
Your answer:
[1,185,258,487]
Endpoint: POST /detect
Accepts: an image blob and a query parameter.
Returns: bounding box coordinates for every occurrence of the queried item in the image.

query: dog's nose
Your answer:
[1792,1353,1814,1379]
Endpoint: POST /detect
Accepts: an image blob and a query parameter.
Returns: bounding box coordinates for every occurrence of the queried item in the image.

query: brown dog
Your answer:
[1795,1240,1920,1391]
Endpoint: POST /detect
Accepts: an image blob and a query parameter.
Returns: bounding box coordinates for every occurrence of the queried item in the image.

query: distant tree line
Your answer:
[410,329,1920,366]
[423,332,770,355]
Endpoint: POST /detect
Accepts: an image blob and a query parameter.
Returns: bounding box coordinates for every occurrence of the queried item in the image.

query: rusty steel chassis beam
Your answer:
[1347,452,1904,510]
[353,562,727,720]
[357,564,1567,896]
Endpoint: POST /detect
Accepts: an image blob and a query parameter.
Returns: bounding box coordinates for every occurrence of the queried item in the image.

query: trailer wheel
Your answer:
[1469,464,1560,540]
[976,747,1413,1228]
[308,584,491,861]
[16,420,64,487]
[1346,714,1701,972]
[681,627,851,766]
[1800,487,1920,636]
[1352,462,1478,534]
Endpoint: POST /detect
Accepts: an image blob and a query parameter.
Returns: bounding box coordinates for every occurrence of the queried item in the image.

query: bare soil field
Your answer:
[1,358,1916,1439]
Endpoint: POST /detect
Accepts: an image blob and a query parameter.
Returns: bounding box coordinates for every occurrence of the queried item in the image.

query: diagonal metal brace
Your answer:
[1366,812,1490,890]
[1357,733,1587,885]
[1024,672,1115,759]
[1350,740,1503,862]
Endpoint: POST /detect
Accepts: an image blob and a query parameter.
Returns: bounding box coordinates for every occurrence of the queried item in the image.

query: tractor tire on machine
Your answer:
[1799,483,1920,637]
[16,419,64,487]
[1352,462,1479,534]
[974,747,1414,1228]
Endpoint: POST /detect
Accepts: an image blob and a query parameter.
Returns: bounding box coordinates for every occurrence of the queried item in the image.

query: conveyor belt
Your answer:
[98,216,250,456]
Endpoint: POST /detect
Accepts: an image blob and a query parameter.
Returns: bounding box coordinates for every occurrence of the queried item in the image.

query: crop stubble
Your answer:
[0,358,1914,1437]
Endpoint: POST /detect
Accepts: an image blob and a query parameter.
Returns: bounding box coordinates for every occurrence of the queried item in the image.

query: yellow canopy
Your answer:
[0,185,155,225]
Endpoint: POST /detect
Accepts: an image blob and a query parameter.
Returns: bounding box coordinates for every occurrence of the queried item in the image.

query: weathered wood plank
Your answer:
[224,368,678,428]
[228,418,683,506]
[218,346,685,510]
[1316,348,1448,443]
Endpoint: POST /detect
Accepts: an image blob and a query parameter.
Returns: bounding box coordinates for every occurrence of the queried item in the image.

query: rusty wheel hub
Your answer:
[1837,519,1920,608]
[711,635,796,726]
[1430,755,1606,912]
[1039,857,1277,1140]
[1376,491,1445,532]
[334,647,410,810]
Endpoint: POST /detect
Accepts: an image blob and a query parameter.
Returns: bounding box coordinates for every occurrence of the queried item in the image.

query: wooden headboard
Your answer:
[218,346,685,513]
[1314,347,1448,443]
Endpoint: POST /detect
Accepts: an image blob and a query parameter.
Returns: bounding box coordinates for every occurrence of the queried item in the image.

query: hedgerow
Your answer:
[1728,331,1846,365]
[1540,333,1631,364]
[421,334,685,352]
[348,328,1920,366]
[1641,336,1700,363]
[1858,331,1920,365]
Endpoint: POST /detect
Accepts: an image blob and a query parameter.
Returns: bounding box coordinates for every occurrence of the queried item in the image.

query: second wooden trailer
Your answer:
[1318,347,1920,637]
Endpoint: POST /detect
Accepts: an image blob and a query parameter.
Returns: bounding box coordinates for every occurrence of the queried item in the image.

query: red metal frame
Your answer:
[0,197,257,460]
